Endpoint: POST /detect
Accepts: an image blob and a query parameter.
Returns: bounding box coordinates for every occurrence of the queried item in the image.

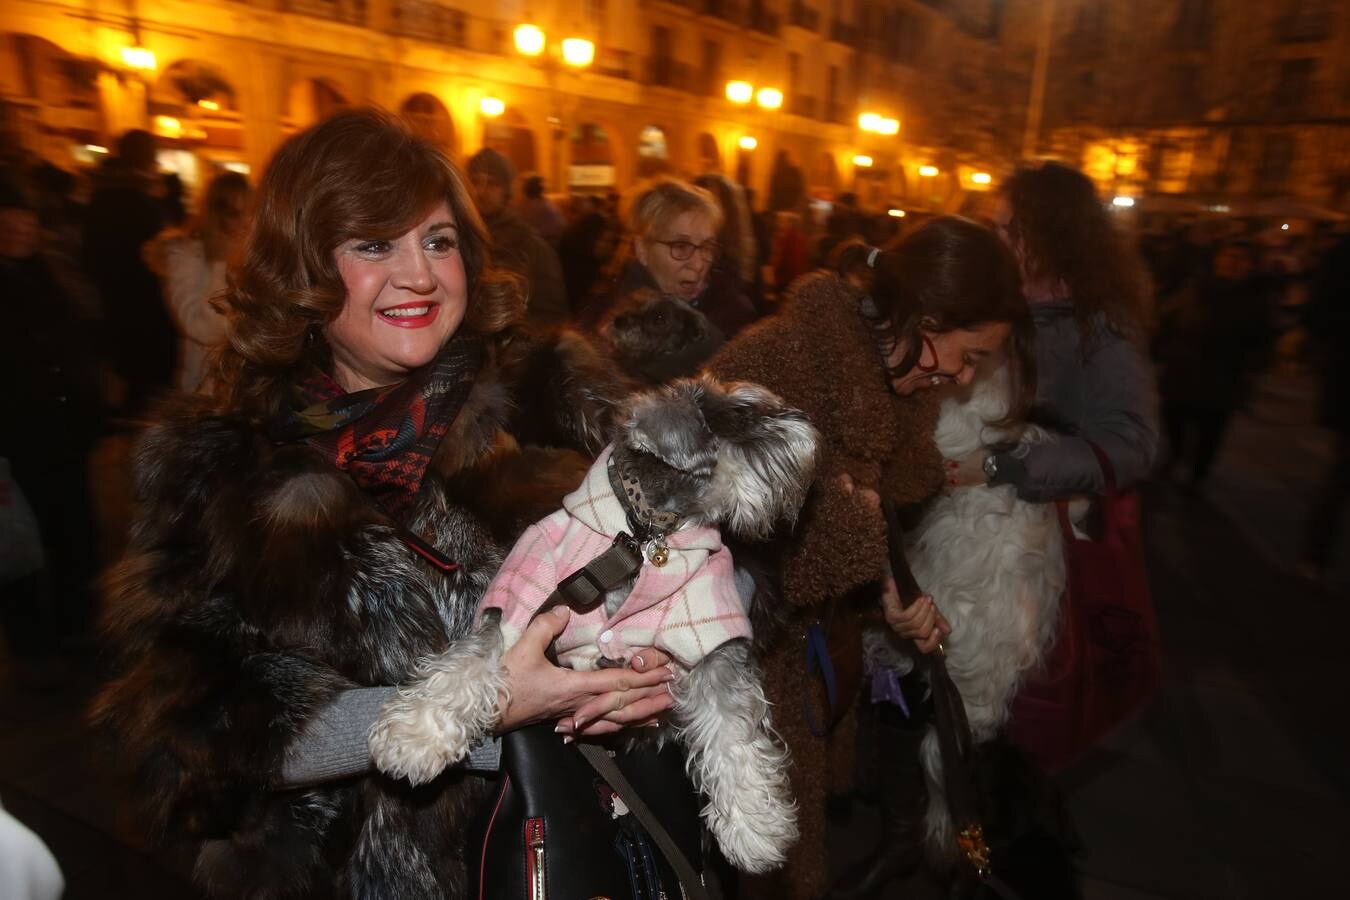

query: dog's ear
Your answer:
[619,379,719,477]
[697,377,820,539]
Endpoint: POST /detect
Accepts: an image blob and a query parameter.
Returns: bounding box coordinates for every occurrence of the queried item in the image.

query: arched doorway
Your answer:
[483,108,537,178]
[637,124,671,178]
[400,92,454,153]
[0,33,104,163]
[569,121,616,192]
[810,152,839,200]
[697,133,720,175]
[152,60,245,192]
[287,78,348,130]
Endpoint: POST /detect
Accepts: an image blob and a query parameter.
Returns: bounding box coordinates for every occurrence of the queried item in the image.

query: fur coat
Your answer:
[706,272,945,899]
[90,331,630,899]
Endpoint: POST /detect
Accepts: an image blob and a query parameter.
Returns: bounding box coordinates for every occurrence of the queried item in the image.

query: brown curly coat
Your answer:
[708,272,944,899]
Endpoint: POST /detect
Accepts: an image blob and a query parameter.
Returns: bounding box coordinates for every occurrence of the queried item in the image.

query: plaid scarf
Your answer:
[272,335,484,520]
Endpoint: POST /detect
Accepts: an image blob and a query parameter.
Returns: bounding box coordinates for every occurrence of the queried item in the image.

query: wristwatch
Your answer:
[981,452,999,483]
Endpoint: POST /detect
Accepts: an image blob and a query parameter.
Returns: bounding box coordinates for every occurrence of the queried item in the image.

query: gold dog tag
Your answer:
[650,545,670,567]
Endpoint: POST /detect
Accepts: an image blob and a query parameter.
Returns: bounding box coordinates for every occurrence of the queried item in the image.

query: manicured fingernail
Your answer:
[633,655,645,669]
[573,717,586,730]
[554,723,565,733]
[947,478,957,486]
[663,673,675,682]
[645,722,662,728]
[563,735,573,745]
[946,460,958,469]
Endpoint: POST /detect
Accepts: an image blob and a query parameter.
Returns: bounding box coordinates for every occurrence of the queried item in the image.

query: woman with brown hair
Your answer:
[706,215,1034,900]
[948,161,1158,498]
[92,109,678,898]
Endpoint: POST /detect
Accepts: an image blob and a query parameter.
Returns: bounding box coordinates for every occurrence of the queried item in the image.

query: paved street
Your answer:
[2,372,1347,899]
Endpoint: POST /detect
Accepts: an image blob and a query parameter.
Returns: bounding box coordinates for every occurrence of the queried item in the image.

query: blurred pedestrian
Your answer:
[516,173,564,247]
[1301,232,1350,581]
[770,209,811,296]
[0,166,105,654]
[83,128,176,415]
[146,170,253,392]
[768,149,806,213]
[467,148,570,327]
[558,193,611,310]
[1156,238,1276,488]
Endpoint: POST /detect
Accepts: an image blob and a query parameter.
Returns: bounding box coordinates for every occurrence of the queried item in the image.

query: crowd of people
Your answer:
[0,107,1347,900]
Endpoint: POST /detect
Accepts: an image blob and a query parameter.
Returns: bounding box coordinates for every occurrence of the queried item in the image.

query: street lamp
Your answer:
[858,112,881,132]
[510,24,594,193]
[755,87,783,110]
[561,38,595,68]
[479,96,505,117]
[726,81,754,104]
[971,171,992,185]
[514,24,546,57]
[853,154,874,168]
[919,165,939,177]
[120,45,156,72]
[738,135,758,151]
[876,117,900,135]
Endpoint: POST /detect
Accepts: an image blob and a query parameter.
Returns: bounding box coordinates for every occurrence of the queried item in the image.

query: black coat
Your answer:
[91,331,629,898]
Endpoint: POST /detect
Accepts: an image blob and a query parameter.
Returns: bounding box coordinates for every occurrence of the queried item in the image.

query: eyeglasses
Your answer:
[653,239,721,262]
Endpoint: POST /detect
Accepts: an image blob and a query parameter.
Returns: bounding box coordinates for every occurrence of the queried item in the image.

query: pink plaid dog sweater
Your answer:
[480,445,751,670]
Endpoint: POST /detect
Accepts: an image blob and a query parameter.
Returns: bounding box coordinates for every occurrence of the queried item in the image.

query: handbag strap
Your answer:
[576,742,713,900]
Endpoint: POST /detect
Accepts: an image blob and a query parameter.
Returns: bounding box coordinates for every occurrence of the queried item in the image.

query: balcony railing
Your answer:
[282,0,367,26]
[829,19,860,47]
[388,2,508,54]
[789,94,817,119]
[1278,11,1333,43]
[595,47,636,81]
[643,57,694,91]
[789,2,820,32]
[703,1,747,25]
[750,9,781,35]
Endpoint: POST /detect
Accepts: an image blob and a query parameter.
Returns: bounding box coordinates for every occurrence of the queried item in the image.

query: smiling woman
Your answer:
[91,109,685,899]
[326,204,469,391]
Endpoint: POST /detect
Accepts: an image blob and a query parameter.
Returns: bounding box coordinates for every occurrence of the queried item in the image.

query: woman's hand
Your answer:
[880,578,951,655]
[496,607,676,738]
[945,449,990,489]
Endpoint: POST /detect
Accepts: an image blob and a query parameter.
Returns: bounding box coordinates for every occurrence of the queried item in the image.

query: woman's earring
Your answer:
[916,334,940,373]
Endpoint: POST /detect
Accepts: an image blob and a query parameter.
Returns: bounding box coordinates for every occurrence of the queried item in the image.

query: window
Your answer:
[1171,0,1213,51]
[1273,58,1316,114]
[1257,133,1296,188]
[701,40,722,96]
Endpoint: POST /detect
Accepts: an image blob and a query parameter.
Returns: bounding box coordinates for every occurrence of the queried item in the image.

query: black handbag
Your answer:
[468,530,709,900]
[468,723,705,900]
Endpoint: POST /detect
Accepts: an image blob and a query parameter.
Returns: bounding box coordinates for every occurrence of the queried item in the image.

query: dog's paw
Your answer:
[367,627,507,786]
[708,776,799,874]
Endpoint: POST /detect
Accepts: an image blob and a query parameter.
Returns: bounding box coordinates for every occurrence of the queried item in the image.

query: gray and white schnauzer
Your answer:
[370,375,819,873]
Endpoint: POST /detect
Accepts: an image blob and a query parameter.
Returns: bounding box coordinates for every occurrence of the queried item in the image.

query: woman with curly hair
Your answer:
[91,108,678,898]
[947,160,1158,499]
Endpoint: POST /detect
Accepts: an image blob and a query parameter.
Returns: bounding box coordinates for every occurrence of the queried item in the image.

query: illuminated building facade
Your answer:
[1,0,1025,209]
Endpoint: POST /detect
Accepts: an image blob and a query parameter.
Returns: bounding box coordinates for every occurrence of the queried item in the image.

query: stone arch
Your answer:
[286,77,349,129]
[810,151,839,199]
[399,92,455,153]
[154,59,239,114]
[0,33,105,159]
[483,108,537,177]
[696,132,721,176]
[637,123,671,178]
[568,120,618,192]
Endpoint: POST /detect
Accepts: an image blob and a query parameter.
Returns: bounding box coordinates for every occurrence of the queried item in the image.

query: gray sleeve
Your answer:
[1005,334,1159,502]
[280,687,501,787]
